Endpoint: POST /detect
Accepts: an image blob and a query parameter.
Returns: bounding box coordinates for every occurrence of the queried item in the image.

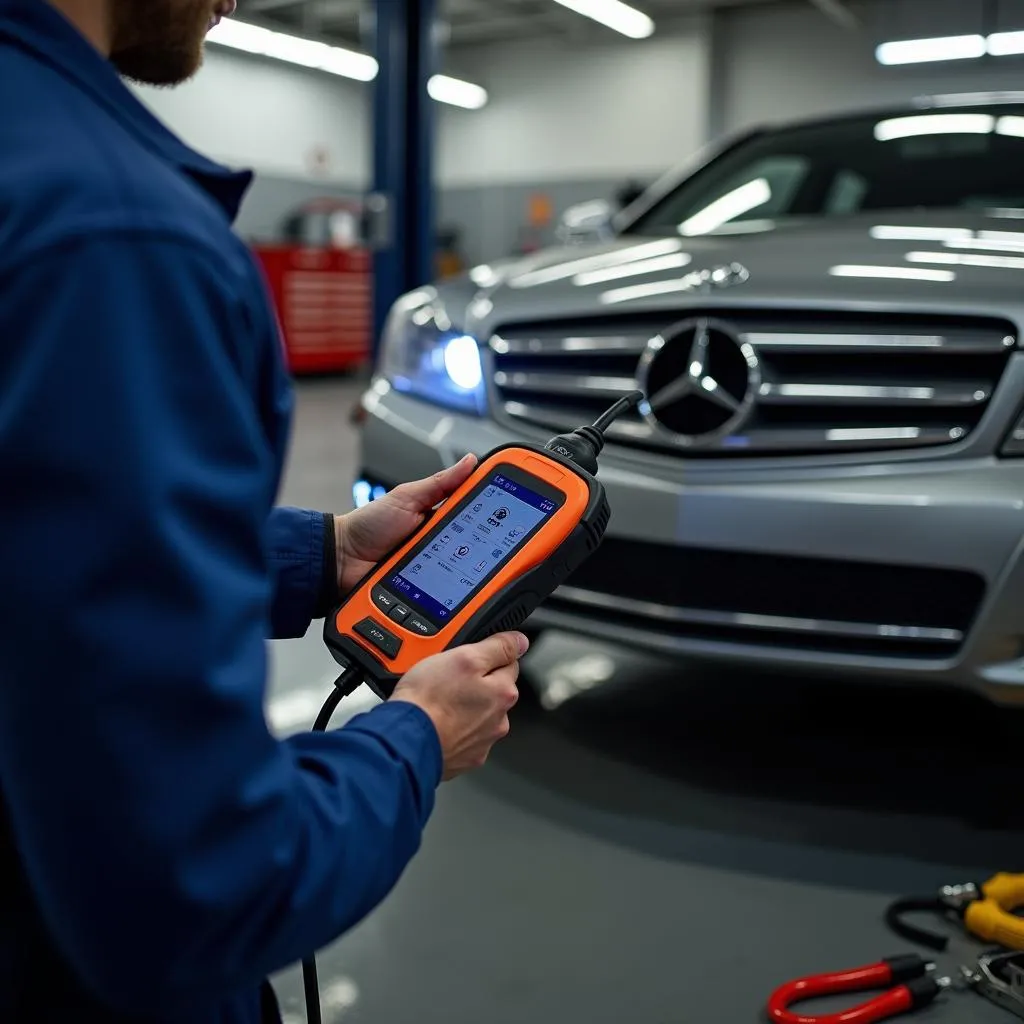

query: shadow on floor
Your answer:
[478,646,1024,884]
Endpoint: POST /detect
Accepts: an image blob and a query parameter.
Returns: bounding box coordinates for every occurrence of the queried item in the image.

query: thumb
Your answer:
[473,632,530,673]
[393,454,478,513]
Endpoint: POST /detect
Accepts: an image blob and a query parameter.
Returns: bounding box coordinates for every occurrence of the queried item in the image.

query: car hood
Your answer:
[452,211,1024,333]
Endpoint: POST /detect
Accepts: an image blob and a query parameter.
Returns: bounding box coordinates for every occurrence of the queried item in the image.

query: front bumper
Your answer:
[358,382,1024,705]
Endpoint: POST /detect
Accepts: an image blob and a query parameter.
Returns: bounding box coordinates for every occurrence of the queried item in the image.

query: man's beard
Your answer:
[109,0,212,86]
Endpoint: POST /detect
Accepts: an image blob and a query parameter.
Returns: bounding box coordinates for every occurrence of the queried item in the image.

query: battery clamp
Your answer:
[297,390,644,1024]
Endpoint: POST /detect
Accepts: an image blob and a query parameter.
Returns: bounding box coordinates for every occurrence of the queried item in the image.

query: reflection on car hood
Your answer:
[456,211,1024,332]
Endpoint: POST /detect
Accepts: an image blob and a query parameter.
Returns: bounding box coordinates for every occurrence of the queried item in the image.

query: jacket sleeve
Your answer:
[0,229,442,1016]
[265,506,340,639]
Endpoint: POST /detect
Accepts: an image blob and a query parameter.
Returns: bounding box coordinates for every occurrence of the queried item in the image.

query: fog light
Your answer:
[443,335,483,391]
[352,480,373,508]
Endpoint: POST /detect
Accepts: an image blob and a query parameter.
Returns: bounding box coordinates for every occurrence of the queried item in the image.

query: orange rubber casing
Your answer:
[324,444,609,697]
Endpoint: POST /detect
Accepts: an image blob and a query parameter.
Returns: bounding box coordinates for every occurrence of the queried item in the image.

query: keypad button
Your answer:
[406,617,437,637]
[374,589,399,613]
[389,605,411,625]
[354,618,403,659]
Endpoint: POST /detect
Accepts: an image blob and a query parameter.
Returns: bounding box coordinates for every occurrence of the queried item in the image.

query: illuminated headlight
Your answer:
[378,288,487,415]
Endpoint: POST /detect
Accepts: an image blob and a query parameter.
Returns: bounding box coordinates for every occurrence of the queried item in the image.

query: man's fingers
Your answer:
[472,631,530,673]
[392,454,478,513]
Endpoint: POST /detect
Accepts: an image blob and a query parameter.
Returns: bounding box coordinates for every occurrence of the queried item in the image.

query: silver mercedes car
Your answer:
[354,94,1024,706]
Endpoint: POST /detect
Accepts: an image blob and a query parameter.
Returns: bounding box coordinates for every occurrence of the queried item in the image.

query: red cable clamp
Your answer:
[766,954,948,1024]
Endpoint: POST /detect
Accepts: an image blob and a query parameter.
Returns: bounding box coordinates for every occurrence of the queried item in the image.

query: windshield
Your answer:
[627,107,1024,236]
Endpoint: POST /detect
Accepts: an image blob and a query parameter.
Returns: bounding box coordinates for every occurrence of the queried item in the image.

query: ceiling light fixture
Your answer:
[206,19,488,107]
[550,0,654,39]
[875,34,986,66]
[427,75,489,109]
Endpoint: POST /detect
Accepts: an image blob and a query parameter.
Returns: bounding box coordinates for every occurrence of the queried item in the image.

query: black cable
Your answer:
[302,955,323,1024]
[884,897,950,952]
[313,688,344,733]
[591,390,645,435]
[301,663,366,1024]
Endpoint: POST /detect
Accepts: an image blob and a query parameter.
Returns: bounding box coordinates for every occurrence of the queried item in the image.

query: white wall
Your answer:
[718,0,1024,137]
[437,22,711,187]
[130,24,711,191]
[131,48,369,186]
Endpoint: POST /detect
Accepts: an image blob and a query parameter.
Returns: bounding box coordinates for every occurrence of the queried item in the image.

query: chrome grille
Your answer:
[489,312,1017,456]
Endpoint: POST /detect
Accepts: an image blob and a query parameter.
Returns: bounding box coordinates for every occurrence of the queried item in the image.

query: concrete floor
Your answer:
[267,377,1024,1024]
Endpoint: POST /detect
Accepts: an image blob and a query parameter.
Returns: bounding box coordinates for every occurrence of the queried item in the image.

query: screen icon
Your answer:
[491,548,502,559]
[472,503,484,514]
[474,560,488,574]
[493,507,510,521]
[445,599,454,608]
[487,517,500,528]
[456,545,471,558]
[451,523,465,534]
[508,526,525,540]
[441,534,451,545]
[412,563,423,572]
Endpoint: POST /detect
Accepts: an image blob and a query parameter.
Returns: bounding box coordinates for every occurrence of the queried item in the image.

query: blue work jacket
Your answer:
[0,2,442,1021]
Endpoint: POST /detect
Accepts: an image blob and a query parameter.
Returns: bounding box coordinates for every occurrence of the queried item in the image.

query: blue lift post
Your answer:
[370,0,438,365]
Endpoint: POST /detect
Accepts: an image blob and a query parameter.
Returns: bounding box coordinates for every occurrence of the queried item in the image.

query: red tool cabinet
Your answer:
[254,245,371,375]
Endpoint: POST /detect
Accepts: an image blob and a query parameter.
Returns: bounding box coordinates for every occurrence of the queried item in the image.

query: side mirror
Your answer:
[556,199,615,245]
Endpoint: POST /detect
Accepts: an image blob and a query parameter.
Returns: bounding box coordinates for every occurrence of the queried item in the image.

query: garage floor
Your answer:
[267,377,1024,1024]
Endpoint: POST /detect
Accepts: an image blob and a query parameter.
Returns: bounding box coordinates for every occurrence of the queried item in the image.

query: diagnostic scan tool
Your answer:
[324,391,644,699]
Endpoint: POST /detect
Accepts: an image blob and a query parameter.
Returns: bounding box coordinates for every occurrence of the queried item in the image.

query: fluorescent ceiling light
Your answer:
[874,113,995,141]
[207,19,377,79]
[987,31,1024,56]
[574,252,692,286]
[876,34,985,66]
[550,0,654,39]
[870,225,974,242]
[428,75,488,109]
[207,20,487,107]
[679,178,771,236]
[907,250,1024,270]
[829,264,956,282]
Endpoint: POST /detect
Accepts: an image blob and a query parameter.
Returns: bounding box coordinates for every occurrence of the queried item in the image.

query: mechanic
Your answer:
[0,0,529,1021]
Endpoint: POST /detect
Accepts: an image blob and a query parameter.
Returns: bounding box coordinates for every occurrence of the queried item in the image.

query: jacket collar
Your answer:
[0,0,253,220]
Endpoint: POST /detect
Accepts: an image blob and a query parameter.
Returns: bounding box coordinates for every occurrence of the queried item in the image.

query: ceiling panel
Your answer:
[234,0,792,51]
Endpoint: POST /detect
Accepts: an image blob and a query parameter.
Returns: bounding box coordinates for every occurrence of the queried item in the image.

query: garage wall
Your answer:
[715,0,1024,137]
[438,21,711,188]
[131,48,369,186]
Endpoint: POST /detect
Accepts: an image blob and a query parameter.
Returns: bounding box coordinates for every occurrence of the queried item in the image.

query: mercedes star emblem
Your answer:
[637,317,759,447]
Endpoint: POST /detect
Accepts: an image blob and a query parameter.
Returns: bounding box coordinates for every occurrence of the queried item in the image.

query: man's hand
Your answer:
[390,632,528,781]
[335,455,477,595]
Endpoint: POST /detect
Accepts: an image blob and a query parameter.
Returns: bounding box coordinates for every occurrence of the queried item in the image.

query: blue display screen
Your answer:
[389,473,558,623]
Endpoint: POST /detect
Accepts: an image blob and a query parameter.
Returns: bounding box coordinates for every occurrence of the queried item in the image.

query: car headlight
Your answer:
[378,288,486,415]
